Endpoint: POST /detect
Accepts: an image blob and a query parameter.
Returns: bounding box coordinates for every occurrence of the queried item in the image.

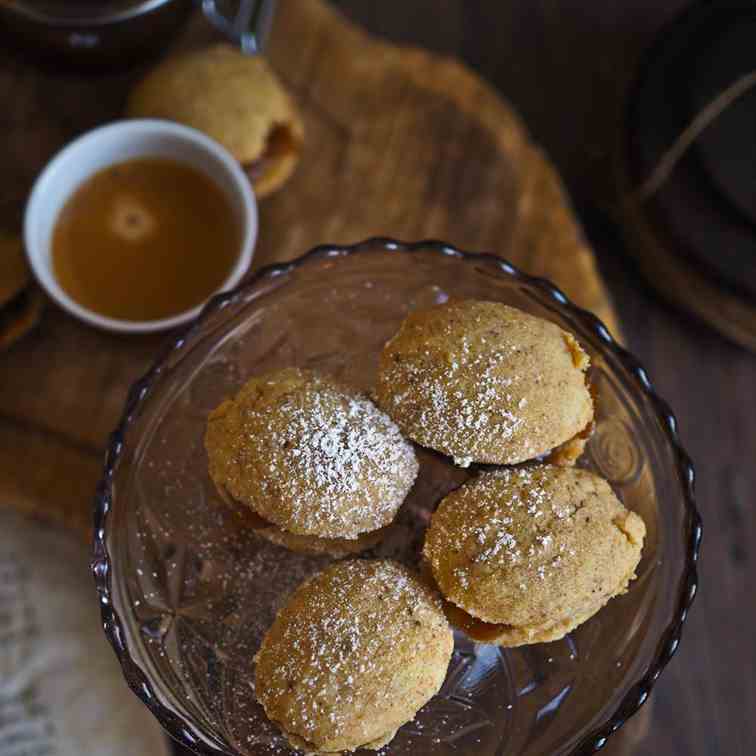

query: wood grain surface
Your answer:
[0,0,617,534]
[0,0,638,753]
[2,1,748,756]
[324,4,751,756]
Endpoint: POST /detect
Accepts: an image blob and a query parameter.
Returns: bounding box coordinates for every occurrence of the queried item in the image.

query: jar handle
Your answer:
[199,0,277,54]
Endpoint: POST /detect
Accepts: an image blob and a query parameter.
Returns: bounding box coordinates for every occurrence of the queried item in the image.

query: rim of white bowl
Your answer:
[24,119,257,334]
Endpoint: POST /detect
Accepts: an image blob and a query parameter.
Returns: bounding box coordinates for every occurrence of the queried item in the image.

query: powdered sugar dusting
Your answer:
[274,390,411,501]
[426,467,585,596]
[386,343,526,468]
[377,304,553,466]
[255,560,450,750]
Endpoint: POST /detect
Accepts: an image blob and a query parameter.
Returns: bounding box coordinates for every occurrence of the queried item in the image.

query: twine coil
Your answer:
[630,70,756,204]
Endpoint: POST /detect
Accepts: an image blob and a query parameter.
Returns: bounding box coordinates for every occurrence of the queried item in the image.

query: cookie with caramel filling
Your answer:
[423,465,645,646]
[205,368,418,552]
[128,44,303,198]
[376,300,594,467]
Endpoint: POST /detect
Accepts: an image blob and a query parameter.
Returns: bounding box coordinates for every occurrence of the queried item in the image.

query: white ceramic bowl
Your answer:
[24,119,257,334]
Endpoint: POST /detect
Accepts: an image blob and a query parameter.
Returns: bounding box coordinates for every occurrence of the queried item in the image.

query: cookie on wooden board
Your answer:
[128,44,303,198]
[0,232,43,351]
[0,231,30,307]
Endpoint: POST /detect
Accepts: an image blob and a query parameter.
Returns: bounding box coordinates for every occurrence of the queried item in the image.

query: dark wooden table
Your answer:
[1,1,746,755]
[325,2,749,755]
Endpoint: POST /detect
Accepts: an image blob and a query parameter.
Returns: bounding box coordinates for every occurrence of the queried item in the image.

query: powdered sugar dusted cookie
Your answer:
[128,45,303,198]
[376,300,594,466]
[254,559,453,752]
[423,465,645,646]
[205,368,418,549]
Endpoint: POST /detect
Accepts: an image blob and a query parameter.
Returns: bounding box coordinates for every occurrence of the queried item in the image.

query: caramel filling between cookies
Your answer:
[563,331,590,371]
[232,505,277,532]
[547,417,595,466]
[441,600,516,643]
[419,561,516,643]
[243,124,298,182]
[547,336,596,466]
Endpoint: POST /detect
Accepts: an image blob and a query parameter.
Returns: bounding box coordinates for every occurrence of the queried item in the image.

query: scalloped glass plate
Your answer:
[93,240,701,756]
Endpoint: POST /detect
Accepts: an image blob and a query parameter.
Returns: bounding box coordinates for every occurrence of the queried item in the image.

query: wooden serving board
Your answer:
[0,0,618,535]
[0,5,650,753]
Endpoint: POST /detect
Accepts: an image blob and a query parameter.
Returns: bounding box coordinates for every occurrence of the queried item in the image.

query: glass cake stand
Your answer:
[93,239,701,755]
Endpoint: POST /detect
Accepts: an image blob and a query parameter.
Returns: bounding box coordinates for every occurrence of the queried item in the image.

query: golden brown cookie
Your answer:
[0,231,30,308]
[254,559,454,752]
[205,368,418,544]
[423,465,645,646]
[0,287,44,351]
[128,44,303,198]
[376,300,594,466]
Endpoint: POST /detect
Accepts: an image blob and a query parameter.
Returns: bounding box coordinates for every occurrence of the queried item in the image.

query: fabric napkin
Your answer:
[0,511,169,756]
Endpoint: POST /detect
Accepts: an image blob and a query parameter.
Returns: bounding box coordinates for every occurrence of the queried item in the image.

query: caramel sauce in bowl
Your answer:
[52,157,241,322]
[25,120,257,333]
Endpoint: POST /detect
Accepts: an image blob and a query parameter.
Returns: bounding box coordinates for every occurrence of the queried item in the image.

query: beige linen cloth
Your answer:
[0,511,169,756]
